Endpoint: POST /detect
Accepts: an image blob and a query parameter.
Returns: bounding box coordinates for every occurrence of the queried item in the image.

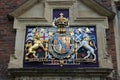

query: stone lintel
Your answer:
[8,68,113,77]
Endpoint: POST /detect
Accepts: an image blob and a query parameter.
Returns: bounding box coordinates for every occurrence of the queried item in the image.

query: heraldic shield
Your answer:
[49,34,74,59]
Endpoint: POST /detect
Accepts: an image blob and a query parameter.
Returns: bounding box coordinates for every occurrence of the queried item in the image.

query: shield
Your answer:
[53,36,71,54]
[49,34,74,59]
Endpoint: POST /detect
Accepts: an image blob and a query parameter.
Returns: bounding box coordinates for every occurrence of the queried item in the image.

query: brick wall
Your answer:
[0,0,117,80]
[106,20,117,80]
[0,0,27,79]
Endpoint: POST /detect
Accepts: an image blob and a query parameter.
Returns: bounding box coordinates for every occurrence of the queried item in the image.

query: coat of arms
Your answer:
[24,13,98,67]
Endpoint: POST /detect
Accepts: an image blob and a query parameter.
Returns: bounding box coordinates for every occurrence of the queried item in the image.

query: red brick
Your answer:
[0,0,27,79]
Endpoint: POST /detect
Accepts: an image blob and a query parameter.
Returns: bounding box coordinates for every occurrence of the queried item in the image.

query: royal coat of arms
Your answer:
[24,13,98,67]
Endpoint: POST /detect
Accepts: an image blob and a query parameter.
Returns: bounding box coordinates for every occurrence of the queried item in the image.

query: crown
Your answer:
[55,13,68,27]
